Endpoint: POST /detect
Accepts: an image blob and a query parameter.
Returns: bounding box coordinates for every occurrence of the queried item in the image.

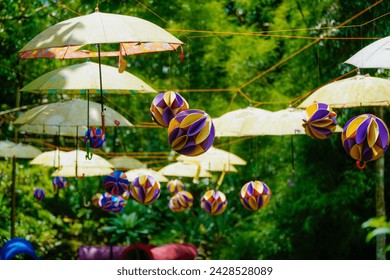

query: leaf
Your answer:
[366,227,390,242]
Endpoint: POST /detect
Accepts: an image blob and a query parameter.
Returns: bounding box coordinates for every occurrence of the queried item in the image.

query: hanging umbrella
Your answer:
[159,161,212,178]
[344,36,390,69]
[14,98,133,136]
[125,168,168,183]
[213,107,272,137]
[0,140,16,152]
[176,146,247,166]
[30,148,68,168]
[297,75,390,108]
[20,61,156,95]
[108,156,147,170]
[52,166,113,178]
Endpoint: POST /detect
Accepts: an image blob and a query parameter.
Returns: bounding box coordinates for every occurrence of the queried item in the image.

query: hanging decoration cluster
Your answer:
[302,102,338,139]
[342,113,389,167]
[150,91,215,157]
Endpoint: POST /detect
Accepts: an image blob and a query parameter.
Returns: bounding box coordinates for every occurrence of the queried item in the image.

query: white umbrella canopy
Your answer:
[213,107,272,137]
[298,75,390,108]
[0,143,42,159]
[108,156,147,170]
[30,149,68,168]
[52,166,113,178]
[14,98,133,136]
[159,161,212,178]
[18,9,184,59]
[344,36,390,69]
[0,140,16,151]
[20,62,156,95]
[125,168,168,183]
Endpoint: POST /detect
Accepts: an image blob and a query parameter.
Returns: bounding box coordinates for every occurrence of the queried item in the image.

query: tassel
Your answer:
[118,44,127,73]
[180,46,184,62]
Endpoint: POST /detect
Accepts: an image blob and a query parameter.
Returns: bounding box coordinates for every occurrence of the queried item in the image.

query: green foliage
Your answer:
[362,217,390,253]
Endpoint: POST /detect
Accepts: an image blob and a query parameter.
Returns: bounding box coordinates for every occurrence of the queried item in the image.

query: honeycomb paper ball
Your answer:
[168,109,215,156]
[150,91,189,127]
[98,192,125,213]
[103,170,129,196]
[52,176,67,189]
[166,179,184,195]
[342,114,389,163]
[33,188,46,200]
[200,190,227,216]
[240,180,272,211]
[302,102,338,139]
[130,175,161,205]
[84,127,105,148]
[168,190,194,213]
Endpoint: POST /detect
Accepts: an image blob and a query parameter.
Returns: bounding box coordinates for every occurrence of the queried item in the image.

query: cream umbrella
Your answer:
[177,146,247,166]
[344,36,390,69]
[159,161,212,178]
[52,166,113,178]
[0,140,16,150]
[20,62,156,95]
[108,156,147,170]
[125,168,168,183]
[30,148,68,168]
[213,107,272,137]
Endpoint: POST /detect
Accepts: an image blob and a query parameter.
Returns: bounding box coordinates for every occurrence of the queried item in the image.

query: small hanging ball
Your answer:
[200,190,227,216]
[84,127,105,148]
[168,109,215,156]
[130,175,161,205]
[150,91,189,127]
[122,190,131,201]
[52,176,67,189]
[98,192,125,213]
[342,114,390,162]
[168,190,194,213]
[302,102,338,139]
[103,170,129,196]
[92,193,103,207]
[240,180,272,211]
[166,179,184,195]
[33,188,46,200]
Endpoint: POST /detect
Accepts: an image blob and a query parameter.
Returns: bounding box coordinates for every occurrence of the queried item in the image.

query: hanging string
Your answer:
[287,135,295,187]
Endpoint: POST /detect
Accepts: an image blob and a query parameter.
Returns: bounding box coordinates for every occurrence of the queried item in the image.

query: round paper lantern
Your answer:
[342,114,389,164]
[84,127,105,148]
[169,191,194,213]
[240,180,272,211]
[150,91,189,127]
[200,190,227,216]
[166,179,184,195]
[98,192,125,213]
[130,175,161,205]
[302,102,338,139]
[52,176,67,189]
[168,109,215,156]
[33,188,46,200]
[103,170,129,196]
[92,193,102,207]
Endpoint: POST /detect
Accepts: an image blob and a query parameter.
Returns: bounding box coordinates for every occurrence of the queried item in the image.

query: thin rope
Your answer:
[134,0,169,24]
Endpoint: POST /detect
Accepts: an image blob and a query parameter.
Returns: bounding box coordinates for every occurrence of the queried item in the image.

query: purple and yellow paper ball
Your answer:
[168,109,215,156]
[104,170,129,196]
[150,91,189,127]
[342,114,389,162]
[240,181,272,211]
[200,190,227,216]
[169,191,194,213]
[52,176,67,189]
[33,188,46,200]
[302,102,338,139]
[130,175,161,205]
[122,190,131,201]
[98,192,125,213]
[92,193,102,207]
[84,127,105,148]
[166,179,184,195]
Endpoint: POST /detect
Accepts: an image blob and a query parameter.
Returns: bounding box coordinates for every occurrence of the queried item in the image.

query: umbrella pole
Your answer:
[97,43,105,132]
[11,155,16,238]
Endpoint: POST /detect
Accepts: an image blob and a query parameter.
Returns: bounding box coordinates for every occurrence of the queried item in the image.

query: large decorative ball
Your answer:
[150,91,189,127]
[168,191,194,213]
[166,179,184,195]
[302,102,338,139]
[52,176,67,189]
[168,109,215,156]
[200,190,227,216]
[33,188,46,200]
[98,192,125,213]
[342,114,389,162]
[103,170,129,196]
[84,127,105,148]
[130,175,161,205]
[240,180,272,211]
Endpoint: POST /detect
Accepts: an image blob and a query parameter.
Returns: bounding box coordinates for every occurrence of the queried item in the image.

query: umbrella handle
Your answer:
[85,142,93,160]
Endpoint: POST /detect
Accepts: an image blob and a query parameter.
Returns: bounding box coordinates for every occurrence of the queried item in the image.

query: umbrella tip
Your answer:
[95,5,99,12]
